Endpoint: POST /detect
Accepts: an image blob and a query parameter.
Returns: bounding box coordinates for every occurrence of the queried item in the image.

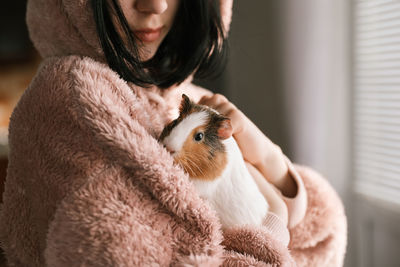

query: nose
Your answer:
[166,147,176,155]
[135,0,168,14]
[163,144,176,155]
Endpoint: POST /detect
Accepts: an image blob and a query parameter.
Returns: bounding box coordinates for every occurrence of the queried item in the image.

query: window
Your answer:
[353,0,400,206]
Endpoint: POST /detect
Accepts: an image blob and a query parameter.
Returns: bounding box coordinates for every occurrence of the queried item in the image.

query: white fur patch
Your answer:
[192,137,269,228]
[162,111,209,154]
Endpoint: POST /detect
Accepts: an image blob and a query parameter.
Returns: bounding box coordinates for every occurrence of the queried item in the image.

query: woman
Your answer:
[0,0,347,266]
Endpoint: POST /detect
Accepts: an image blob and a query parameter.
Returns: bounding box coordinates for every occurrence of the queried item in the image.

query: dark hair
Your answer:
[91,0,228,89]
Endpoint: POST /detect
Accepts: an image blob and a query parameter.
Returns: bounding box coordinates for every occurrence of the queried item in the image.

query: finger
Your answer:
[198,95,211,103]
[199,94,228,109]
[199,98,219,109]
[215,102,234,116]
[214,94,228,103]
[210,94,229,107]
[198,95,215,106]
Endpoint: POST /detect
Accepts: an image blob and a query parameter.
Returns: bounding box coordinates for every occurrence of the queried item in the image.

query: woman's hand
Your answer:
[198,94,297,197]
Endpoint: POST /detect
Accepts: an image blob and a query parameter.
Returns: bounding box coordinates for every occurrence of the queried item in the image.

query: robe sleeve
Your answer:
[286,163,348,267]
[278,155,308,229]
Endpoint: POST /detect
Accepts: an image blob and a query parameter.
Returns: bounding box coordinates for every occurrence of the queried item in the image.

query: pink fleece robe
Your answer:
[0,0,347,266]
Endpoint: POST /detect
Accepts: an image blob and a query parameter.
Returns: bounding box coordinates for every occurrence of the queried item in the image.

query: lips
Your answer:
[133,26,163,43]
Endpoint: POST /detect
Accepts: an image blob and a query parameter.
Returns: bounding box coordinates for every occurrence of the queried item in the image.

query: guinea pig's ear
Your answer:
[179,94,193,115]
[217,118,233,140]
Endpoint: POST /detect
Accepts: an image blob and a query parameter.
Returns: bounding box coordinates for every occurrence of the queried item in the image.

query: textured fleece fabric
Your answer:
[0,0,347,266]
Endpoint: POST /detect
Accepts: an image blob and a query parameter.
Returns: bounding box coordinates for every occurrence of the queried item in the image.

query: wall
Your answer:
[224,1,290,154]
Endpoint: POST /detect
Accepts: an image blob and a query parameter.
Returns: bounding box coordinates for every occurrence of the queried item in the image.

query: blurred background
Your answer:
[0,0,399,266]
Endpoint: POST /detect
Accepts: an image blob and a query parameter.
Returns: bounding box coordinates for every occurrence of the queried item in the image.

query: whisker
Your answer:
[184,153,206,177]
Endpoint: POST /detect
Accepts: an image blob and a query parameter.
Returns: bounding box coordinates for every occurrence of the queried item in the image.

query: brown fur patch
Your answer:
[175,126,228,181]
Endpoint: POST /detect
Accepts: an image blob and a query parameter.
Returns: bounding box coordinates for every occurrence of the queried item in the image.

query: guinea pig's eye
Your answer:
[194,132,204,142]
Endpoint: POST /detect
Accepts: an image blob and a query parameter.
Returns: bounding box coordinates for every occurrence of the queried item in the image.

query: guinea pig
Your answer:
[159,94,269,229]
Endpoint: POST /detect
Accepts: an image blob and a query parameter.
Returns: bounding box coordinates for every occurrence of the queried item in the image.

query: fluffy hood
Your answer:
[26,0,233,60]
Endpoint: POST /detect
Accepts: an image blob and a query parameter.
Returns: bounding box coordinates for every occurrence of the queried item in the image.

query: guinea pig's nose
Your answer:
[164,145,175,154]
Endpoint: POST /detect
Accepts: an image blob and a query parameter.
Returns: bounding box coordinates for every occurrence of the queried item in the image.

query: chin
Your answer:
[140,43,161,61]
